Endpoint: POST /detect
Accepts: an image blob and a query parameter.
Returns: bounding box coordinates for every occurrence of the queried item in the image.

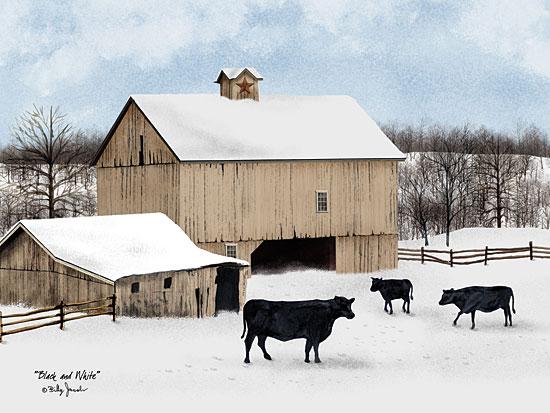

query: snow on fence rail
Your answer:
[398,241,550,266]
[0,295,116,343]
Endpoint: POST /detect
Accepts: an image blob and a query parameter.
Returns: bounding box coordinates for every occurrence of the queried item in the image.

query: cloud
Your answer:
[16,0,261,95]
[458,0,550,78]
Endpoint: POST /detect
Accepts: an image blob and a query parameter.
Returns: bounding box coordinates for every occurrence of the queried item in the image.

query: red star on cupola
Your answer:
[236,77,253,94]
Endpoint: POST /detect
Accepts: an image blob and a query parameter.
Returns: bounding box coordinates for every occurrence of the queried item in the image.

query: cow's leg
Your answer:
[453,311,463,326]
[304,340,313,363]
[502,306,510,327]
[388,301,393,315]
[244,331,256,364]
[257,335,272,360]
[384,301,388,313]
[506,305,513,327]
[313,339,322,363]
[470,311,476,330]
[402,299,407,312]
[407,298,411,314]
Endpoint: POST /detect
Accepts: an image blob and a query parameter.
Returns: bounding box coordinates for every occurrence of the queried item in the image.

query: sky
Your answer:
[1,0,550,145]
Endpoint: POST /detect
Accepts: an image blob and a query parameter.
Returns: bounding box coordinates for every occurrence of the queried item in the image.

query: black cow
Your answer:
[241,296,355,364]
[370,277,414,315]
[438,286,516,329]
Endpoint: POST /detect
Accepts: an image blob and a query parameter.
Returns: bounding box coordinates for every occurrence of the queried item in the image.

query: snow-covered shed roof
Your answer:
[0,213,248,283]
[215,67,263,82]
[117,94,404,162]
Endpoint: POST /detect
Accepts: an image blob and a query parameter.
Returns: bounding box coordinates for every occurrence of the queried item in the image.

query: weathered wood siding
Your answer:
[97,102,178,168]
[0,229,113,307]
[219,71,260,101]
[198,240,261,279]
[335,234,398,273]
[115,266,246,318]
[179,160,398,243]
[97,164,180,223]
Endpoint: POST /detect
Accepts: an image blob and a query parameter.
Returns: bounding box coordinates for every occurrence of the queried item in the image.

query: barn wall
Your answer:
[335,234,398,273]
[179,160,398,244]
[96,101,178,168]
[116,266,247,318]
[97,164,180,224]
[198,240,261,279]
[0,230,114,307]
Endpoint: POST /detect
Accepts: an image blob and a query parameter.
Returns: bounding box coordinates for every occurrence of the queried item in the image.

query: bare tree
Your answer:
[399,154,437,245]
[4,106,89,218]
[473,129,521,228]
[423,126,473,246]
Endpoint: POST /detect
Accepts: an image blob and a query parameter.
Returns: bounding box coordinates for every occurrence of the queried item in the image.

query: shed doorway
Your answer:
[215,266,240,314]
[251,237,336,274]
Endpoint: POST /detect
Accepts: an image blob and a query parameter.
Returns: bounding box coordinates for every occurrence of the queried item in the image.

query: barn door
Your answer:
[215,267,240,314]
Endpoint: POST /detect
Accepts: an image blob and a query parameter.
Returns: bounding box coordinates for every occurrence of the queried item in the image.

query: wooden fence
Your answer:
[0,295,116,343]
[398,241,550,266]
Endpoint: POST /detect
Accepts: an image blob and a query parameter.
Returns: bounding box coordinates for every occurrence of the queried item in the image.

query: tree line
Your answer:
[0,106,103,235]
[383,123,550,245]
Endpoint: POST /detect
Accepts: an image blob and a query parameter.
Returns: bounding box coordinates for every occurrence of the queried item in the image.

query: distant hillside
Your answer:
[400,227,550,249]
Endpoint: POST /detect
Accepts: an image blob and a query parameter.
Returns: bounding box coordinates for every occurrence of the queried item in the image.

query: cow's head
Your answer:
[438,289,455,305]
[333,296,355,319]
[370,277,383,292]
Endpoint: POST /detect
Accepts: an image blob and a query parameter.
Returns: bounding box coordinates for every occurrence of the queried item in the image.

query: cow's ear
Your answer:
[349,298,355,303]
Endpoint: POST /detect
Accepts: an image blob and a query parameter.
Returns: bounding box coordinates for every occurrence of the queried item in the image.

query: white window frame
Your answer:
[316,190,329,213]
[225,243,238,258]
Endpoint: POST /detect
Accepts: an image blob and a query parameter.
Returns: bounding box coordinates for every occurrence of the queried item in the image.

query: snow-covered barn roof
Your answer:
[0,213,248,283]
[103,94,404,162]
[215,67,263,82]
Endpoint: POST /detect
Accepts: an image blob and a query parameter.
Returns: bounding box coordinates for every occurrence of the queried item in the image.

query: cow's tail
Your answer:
[409,280,414,300]
[241,313,247,339]
[511,290,516,314]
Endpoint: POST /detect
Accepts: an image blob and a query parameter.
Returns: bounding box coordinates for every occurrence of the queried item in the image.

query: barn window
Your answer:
[316,190,329,213]
[164,277,172,289]
[139,135,144,166]
[131,282,140,293]
[225,243,237,258]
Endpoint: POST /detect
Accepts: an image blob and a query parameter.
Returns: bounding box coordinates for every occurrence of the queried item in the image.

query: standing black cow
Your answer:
[438,286,516,329]
[370,277,414,315]
[241,296,355,364]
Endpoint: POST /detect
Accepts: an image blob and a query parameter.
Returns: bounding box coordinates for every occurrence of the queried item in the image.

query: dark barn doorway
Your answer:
[215,266,240,314]
[251,237,336,274]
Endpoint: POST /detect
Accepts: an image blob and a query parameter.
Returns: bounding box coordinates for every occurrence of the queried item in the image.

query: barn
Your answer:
[93,67,405,274]
[0,213,248,317]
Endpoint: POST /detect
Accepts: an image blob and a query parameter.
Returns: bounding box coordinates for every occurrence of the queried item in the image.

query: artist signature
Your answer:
[42,382,88,398]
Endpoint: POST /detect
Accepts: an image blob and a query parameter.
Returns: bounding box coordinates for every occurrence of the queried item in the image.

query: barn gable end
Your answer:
[95,100,179,168]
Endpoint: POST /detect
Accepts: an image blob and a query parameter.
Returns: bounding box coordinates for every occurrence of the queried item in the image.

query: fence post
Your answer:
[529,241,533,261]
[59,301,64,330]
[111,295,116,322]
[450,249,453,267]
[484,246,488,266]
[421,247,425,264]
[0,311,3,343]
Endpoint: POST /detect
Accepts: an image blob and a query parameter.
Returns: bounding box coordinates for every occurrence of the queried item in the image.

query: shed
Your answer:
[0,213,248,317]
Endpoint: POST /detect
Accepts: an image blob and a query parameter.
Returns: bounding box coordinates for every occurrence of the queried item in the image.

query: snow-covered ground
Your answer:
[400,226,550,248]
[1,230,549,412]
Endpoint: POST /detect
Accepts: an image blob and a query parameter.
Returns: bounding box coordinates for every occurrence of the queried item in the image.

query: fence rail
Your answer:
[398,241,550,266]
[0,295,116,343]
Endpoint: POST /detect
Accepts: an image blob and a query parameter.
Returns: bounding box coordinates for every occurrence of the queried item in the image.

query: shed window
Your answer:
[225,243,237,258]
[164,277,172,289]
[316,190,329,213]
[131,282,140,293]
